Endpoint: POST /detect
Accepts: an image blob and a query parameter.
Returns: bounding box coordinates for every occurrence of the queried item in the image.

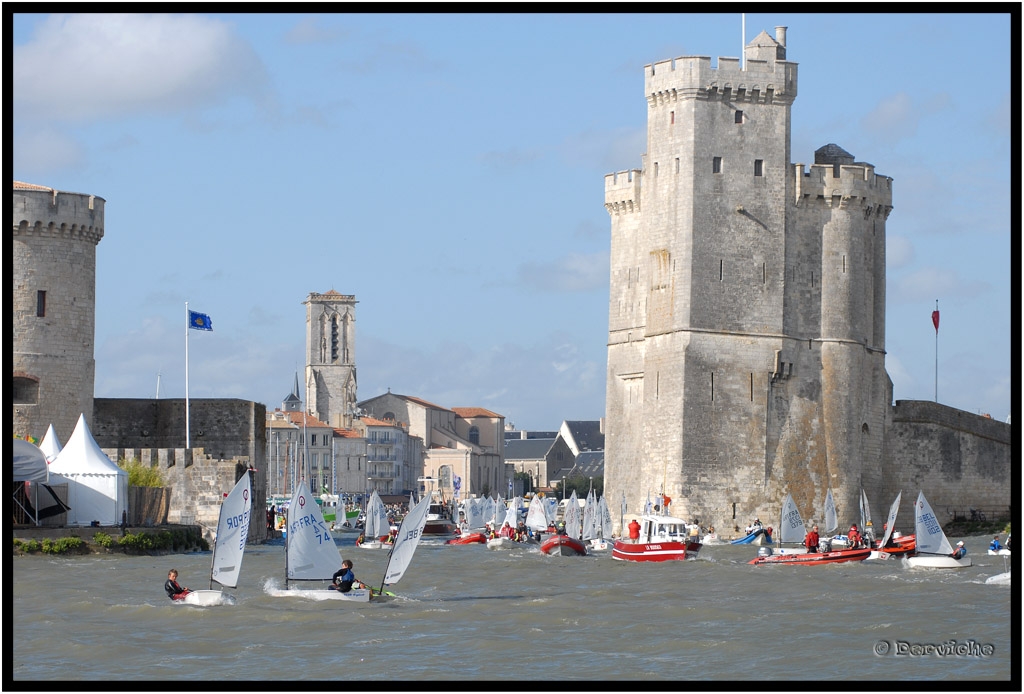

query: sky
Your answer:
[11,11,1015,431]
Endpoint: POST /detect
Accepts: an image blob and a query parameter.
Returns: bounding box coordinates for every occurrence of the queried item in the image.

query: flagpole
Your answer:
[185,302,191,448]
[932,300,940,402]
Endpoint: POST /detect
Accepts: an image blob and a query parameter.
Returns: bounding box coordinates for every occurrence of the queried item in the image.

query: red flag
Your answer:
[932,305,940,333]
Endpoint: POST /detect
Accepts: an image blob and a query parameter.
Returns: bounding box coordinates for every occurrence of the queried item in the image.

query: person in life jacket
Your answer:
[804,525,820,553]
[952,540,967,560]
[628,518,641,543]
[989,535,1003,552]
[847,524,862,549]
[164,569,191,601]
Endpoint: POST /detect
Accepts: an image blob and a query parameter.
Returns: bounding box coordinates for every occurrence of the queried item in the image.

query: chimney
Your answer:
[775,26,787,48]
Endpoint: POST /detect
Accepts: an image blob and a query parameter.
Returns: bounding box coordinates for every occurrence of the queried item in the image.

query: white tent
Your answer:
[48,414,128,526]
[12,439,70,525]
[39,423,63,463]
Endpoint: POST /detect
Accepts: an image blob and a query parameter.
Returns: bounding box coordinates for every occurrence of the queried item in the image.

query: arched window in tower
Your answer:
[383,412,396,422]
[331,315,340,362]
[469,426,480,445]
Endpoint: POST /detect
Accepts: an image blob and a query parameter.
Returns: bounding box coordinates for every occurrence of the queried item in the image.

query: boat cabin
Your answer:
[640,515,698,544]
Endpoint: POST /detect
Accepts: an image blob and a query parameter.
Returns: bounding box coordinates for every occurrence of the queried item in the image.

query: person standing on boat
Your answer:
[330,559,364,593]
[952,541,967,560]
[989,535,1003,552]
[164,569,190,601]
[804,525,820,553]
[628,518,641,543]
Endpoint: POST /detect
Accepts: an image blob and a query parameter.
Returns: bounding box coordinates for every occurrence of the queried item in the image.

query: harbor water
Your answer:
[13,533,1013,684]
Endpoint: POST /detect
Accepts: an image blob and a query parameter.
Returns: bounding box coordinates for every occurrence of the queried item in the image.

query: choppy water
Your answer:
[13,533,1013,684]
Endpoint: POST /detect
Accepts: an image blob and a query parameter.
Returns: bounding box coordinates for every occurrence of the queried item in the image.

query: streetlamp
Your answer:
[562,477,566,501]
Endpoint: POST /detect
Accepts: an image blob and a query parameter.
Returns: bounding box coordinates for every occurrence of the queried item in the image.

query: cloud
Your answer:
[12,127,85,178]
[885,235,914,269]
[284,17,348,45]
[860,91,952,146]
[14,13,268,123]
[889,266,990,304]
[516,251,610,293]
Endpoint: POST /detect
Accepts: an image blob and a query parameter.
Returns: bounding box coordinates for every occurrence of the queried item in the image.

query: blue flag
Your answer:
[188,310,213,331]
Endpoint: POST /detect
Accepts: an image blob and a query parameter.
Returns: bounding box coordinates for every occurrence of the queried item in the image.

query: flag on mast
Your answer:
[189,310,213,331]
[931,301,939,333]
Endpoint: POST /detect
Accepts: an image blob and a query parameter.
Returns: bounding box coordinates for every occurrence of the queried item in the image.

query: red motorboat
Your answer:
[870,533,916,558]
[611,514,702,562]
[540,534,589,556]
[445,532,486,545]
[748,546,871,565]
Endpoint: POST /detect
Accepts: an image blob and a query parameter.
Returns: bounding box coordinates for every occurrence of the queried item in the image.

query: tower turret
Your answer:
[13,181,105,443]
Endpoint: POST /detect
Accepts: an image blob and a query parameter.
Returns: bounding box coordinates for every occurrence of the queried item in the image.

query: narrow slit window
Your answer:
[843,255,847,273]
[675,158,680,173]
[754,159,763,176]
[713,156,722,174]
[36,290,46,317]
[762,262,766,284]
[719,259,724,281]
[670,111,675,124]
[750,373,754,401]
[654,162,659,177]
[735,110,743,124]
[711,372,715,401]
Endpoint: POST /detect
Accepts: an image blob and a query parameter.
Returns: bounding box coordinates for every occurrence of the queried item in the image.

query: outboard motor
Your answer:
[757,546,773,558]
[819,538,832,553]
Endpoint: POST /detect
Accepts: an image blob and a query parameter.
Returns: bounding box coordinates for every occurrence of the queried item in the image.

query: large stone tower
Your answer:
[303,290,357,428]
[13,181,105,443]
[603,28,893,534]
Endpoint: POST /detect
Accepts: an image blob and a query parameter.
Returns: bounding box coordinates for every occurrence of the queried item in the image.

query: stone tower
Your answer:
[303,290,357,428]
[603,28,893,534]
[13,181,105,443]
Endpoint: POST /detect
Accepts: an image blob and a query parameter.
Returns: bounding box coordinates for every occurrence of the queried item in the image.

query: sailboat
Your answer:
[749,493,870,565]
[590,495,614,551]
[525,494,551,539]
[904,491,971,569]
[272,478,373,602]
[446,496,488,545]
[376,492,432,593]
[866,491,915,559]
[358,490,393,550]
[541,491,589,556]
[486,495,524,549]
[182,470,253,606]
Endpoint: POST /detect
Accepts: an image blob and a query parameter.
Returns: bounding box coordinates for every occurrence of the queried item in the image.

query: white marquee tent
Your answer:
[39,423,63,463]
[12,439,70,525]
[48,414,128,526]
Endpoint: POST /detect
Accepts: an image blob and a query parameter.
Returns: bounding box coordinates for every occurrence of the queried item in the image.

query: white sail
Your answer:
[823,488,838,534]
[861,489,873,530]
[491,496,505,526]
[564,491,582,540]
[287,479,341,581]
[914,491,953,555]
[878,491,902,549]
[364,491,390,540]
[526,496,549,532]
[779,493,805,545]
[598,495,613,540]
[211,472,252,588]
[582,491,598,540]
[383,493,431,585]
[502,496,520,528]
[466,497,486,530]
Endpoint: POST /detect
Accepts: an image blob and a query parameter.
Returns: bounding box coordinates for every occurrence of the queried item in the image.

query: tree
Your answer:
[117,458,165,487]
[556,474,603,499]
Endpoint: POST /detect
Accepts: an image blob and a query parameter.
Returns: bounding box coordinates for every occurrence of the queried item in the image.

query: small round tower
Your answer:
[13,181,105,443]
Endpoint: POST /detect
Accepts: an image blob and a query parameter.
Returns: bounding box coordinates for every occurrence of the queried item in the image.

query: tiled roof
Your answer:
[504,438,556,459]
[333,428,362,438]
[361,417,394,427]
[14,181,53,191]
[453,407,503,419]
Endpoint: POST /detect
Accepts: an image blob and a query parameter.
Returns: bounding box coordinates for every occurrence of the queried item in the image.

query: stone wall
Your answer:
[879,400,1011,531]
[93,398,269,544]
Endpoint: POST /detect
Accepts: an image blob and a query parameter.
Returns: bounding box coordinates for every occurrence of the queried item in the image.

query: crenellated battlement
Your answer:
[645,53,796,107]
[791,162,893,213]
[14,219,105,245]
[604,169,642,215]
